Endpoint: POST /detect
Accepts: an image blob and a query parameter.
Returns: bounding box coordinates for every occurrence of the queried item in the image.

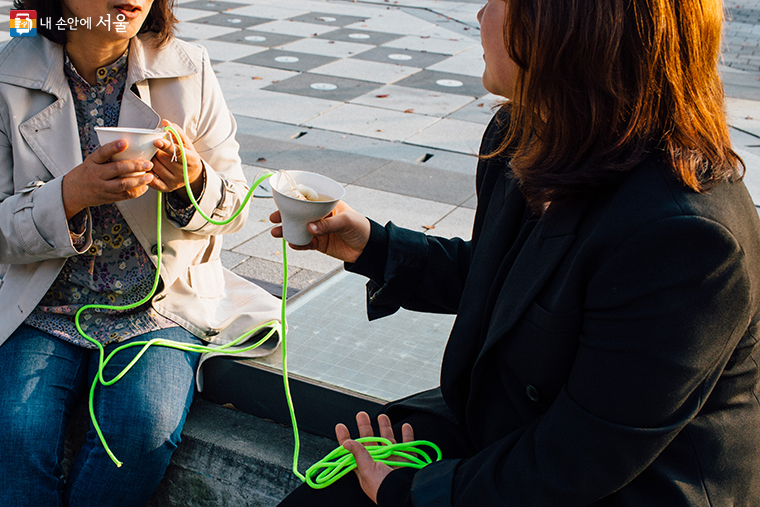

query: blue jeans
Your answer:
[0,324,201,507]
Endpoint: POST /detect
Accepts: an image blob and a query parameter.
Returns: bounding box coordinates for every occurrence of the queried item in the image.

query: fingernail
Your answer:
[309,223,319,233]
[143,162,152,169]
[117,140,126,149]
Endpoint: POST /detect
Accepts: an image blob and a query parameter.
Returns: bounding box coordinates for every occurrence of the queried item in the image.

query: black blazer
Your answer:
[349,112,760,506]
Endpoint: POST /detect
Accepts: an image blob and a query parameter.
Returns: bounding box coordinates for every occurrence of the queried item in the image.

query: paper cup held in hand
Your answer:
[270,171,345,246]
[94,127,166,162]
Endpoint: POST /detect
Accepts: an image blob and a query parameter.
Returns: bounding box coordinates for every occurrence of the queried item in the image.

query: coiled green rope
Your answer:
[74,125,442,484]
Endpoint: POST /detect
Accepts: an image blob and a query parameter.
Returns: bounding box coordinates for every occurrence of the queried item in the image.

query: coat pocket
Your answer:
[188,259,226,299]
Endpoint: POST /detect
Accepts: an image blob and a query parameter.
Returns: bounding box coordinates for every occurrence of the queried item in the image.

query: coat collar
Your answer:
[0,33,198,98]
[478,196,589,356]
[0,34,198,178]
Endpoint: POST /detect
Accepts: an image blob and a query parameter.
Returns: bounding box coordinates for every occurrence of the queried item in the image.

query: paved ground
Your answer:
[165,0,760,292]
[1,0,757,401]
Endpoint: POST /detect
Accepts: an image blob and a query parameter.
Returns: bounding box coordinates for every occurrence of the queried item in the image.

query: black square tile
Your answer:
[181,0,246,12]
[189,13,269,29]
[287,12,368,27]
[314,28,403,46]
[351,46,448,69]
[234,49,338,72]
[394,70,487,97]
[209,29,302,48]
[262,73,380,102]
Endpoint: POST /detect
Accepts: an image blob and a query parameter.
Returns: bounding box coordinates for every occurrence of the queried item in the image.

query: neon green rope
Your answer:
[75,125,441,483]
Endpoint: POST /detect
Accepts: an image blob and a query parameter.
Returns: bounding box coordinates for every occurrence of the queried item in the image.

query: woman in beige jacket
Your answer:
[0,1,279,505]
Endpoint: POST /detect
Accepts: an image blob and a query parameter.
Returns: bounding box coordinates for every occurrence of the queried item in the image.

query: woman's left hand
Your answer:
[336,411,415,504]
[149,119,204,202]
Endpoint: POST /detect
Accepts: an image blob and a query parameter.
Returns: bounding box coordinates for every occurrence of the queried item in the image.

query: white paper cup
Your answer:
[270,171,345,246]
[94,127,166,162]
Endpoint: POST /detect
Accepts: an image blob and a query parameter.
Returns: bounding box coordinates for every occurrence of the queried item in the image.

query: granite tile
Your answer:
[226,4,310,20]
[196,40,266,61]
[262,73,380,102]
[304,103,440,142]
[351,84,474,116]
[343,10,437,35]
[252,19,339,37]
[210,29,302,48]
[312,59,420,84]
[446,93,503,125]
[175,21,239,40]
[234,48,338,72]
[383,34,479,56]
[245,144,391,184]
[351,46,448,69]
[212,61,298,97]
[182,0,250,12]
[278,37,372,58]
[394,69,488,97]
[353,160,476,205]
[405,117,487,155]
[426,46,485,77]
[341,185,458,233]
[287,12,369,27]
[236,132,299,165]
[314,27,404,46]
[190,12,270,29]
[174,7,213,22]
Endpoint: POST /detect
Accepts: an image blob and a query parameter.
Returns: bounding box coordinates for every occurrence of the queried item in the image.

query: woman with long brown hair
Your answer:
[275,0,760,505]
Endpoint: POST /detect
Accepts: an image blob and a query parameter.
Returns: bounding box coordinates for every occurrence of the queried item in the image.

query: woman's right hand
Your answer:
[61,140,155,219]
[269,200,371,263]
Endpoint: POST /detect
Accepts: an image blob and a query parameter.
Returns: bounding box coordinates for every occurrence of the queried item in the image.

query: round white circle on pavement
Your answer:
[245,35,267,42]
[311,83,338,91]
[436,79,464,87]
[388,54,413,61]
[226,18,242,23]
[275,56,300,63]
[349,33,371,39]
[317,17,337,22]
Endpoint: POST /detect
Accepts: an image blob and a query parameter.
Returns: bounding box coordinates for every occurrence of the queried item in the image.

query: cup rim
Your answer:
[94,127,165,135]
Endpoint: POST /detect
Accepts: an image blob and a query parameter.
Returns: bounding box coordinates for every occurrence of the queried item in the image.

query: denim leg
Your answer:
[0,325,89,507]
[64,327,201,507]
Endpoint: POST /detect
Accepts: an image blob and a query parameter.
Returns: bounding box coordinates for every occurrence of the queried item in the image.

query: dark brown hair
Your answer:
[13,0,177,46]
[489,0,743,211]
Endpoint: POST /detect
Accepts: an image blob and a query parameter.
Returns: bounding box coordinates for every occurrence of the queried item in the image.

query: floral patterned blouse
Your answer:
[24,49,197,348]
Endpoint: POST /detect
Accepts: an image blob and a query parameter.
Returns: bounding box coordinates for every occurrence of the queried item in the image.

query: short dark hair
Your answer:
[12,0,177,46]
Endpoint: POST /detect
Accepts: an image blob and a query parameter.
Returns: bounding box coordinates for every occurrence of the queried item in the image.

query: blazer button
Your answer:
[206,329,220,337]
[150,244,164,255]
[525,385,540,402]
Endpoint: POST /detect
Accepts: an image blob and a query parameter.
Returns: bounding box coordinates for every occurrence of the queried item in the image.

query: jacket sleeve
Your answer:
[347,219,473,320]
[0,95,87,265]
[172,45,249,235]
[380,214,752,506]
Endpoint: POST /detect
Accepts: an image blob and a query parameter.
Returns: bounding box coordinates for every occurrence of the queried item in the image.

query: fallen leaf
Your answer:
[257,157,267,162]
[376,94,389,98]
[403,108,414,113]
[423,225,435,230]
[376,129,383,132]
[252,76,263,80]
[421,36,431,39]
[477,103,485,107]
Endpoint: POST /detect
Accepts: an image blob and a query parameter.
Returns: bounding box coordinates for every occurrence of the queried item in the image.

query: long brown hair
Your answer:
[13,0,177,46]
[489,0,743,211]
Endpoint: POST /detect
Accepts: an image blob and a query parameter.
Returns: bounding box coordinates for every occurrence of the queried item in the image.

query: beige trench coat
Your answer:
[0,34,281,357]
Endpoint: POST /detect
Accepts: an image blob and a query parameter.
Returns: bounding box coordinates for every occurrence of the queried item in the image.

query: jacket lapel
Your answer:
[0,37,82,178]
[477,197,589,358]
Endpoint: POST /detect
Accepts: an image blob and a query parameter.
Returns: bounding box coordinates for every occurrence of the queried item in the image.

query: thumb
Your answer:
[308,211,355,237]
